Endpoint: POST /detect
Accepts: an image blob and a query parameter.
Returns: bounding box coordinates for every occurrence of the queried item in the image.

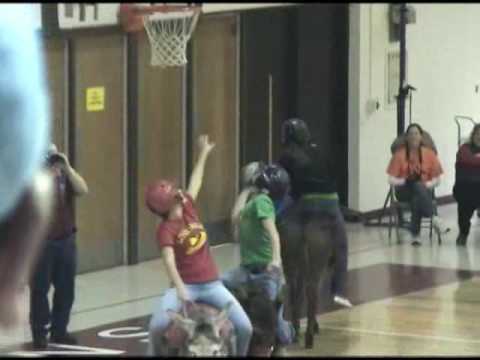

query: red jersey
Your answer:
[156,194,219,284]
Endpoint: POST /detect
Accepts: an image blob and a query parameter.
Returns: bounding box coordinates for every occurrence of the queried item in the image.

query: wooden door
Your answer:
[297,4,349,205]
[43,38,67,151]
[240,8,294,167]
[71,33,125,273]
[191,14,239,245]
[136,32,186,261]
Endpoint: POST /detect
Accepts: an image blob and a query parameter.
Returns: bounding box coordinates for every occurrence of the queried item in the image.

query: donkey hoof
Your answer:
[305,333,314,349]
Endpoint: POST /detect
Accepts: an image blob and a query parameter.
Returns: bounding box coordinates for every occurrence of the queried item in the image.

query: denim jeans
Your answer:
[395,181,436,236]
[29,233,77,339]
[221,266,294,345]
[148,280,252,356]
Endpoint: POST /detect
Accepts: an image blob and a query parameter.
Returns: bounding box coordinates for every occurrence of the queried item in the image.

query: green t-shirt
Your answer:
[238,193,275,266]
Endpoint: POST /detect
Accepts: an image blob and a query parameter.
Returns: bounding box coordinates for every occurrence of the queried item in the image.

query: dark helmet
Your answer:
[254,164,290,200]
[241,161,265,188]
[281,118,310,146]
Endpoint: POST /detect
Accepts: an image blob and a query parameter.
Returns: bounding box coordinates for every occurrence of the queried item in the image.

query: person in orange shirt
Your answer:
[386,123,450,246]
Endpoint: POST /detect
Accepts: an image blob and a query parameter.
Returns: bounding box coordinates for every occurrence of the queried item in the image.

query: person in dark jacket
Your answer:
[453,123,480,246]
[277,118,352,308]
[29,144,89,350]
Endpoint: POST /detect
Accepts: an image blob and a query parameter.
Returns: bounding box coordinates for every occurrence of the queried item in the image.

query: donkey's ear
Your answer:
[211,302,233,339]
[214,302,233,326]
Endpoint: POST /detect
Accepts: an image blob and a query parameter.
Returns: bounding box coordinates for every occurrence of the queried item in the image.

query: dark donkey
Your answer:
[277,199,335,349]
[227,280,280,356]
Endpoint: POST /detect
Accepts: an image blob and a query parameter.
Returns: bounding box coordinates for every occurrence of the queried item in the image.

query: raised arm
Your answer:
[262,218,282,269]
[56,153,89,196]
[231,186,256,242]
[186,135,215,201]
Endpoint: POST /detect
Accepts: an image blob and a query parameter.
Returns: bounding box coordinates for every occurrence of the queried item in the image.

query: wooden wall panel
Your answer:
[191,15,239,244]
[72,33,125,273]
[136,32,185,261]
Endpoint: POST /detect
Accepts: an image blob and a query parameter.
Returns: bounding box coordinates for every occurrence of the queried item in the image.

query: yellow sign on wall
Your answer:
[86,87,105,112]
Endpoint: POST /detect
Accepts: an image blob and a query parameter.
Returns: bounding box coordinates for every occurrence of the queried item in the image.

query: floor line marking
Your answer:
[307,323,480,345]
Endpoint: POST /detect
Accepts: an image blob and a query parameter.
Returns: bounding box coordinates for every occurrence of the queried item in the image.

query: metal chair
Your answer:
[387,185,442,245]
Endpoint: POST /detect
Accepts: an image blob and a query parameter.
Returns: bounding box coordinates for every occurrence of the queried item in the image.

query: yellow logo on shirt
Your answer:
[177,223,207,255]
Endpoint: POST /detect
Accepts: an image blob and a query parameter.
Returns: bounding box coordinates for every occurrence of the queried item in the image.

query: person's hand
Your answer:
[268,261,286,285]
[425,180,434,189]
[267,260,283,274]
[198,135,215,155]
[177,286,192,303]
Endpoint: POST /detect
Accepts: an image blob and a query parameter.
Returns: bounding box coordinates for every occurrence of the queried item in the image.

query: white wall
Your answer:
[349,4,480,212]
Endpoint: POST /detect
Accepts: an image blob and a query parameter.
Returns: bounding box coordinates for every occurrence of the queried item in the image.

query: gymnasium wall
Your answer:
[349,4,480,212]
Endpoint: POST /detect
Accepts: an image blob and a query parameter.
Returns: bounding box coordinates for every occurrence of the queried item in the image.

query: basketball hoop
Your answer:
[118,3,201,68]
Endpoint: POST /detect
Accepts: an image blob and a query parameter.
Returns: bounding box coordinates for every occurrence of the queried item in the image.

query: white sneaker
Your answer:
[432,216,451,235]
[334,295,353,308]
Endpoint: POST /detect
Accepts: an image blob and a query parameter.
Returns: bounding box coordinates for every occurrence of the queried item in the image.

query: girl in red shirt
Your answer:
[145,135,252,356]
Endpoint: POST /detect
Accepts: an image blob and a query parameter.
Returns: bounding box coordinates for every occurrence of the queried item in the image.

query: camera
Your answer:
[45,153,65,167]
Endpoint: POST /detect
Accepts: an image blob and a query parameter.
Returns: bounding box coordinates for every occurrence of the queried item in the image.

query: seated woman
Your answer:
[453,123,480,246]
[387,123,450,246]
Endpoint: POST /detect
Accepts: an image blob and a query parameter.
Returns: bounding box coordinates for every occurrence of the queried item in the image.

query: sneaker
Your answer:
[456,233,468,246]
[32,336,48,350]
[50,333,78,345]
[432,216,451,235]
[411,238,422,246]
[333,295,353,308]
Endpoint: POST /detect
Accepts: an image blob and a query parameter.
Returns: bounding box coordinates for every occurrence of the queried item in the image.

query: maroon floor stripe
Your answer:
[8,263,478,356]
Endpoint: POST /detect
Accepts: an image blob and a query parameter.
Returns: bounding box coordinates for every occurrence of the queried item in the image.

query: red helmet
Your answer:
[145,180,178,216]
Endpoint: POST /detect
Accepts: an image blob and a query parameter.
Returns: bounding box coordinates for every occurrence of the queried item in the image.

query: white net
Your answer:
[143,9,200,67]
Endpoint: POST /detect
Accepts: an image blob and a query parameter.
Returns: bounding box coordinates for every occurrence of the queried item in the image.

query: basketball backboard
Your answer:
[42,3,295,31]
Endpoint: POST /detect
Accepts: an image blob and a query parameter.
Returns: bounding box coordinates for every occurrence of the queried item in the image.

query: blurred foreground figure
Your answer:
[0,7,53,329]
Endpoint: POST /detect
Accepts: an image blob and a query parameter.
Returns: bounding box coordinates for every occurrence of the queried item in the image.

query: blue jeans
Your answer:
[148,280,252,356]
[221,266,295,345]
[29,233,77,339]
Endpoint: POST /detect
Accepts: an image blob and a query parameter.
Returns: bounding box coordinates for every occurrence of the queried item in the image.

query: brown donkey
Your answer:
[277,201,335,349]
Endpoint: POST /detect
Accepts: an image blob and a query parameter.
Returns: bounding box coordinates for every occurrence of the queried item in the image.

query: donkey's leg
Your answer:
[313,318,320,334]
[287,272,300,343]
[304,219,334,349]
[304,276,318,349]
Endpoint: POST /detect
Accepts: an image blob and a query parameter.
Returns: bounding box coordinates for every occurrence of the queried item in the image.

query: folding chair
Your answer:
[387,185,442,245]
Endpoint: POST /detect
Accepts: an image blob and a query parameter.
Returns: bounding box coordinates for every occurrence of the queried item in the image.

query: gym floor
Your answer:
[2,203,480,356]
